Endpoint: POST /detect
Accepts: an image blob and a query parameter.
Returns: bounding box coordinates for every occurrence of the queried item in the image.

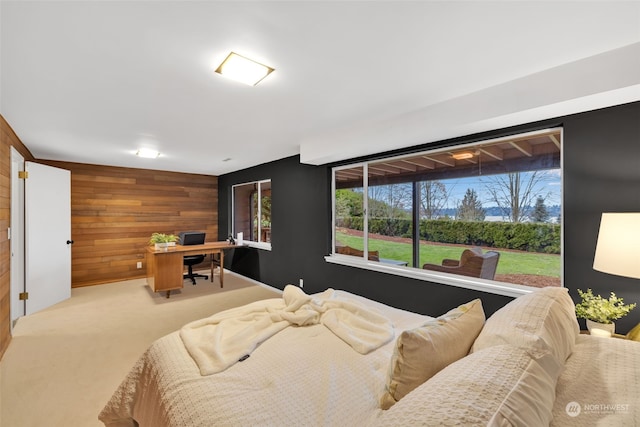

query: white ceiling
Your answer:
[1,1,639,176]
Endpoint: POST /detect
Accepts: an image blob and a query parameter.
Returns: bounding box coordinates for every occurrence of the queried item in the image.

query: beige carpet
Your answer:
[0,271,281,427]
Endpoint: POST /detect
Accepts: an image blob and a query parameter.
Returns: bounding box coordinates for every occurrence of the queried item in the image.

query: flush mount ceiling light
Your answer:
[136,148,160,159]
[215,52,274,86]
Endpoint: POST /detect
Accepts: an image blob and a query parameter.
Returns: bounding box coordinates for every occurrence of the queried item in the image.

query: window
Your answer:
[330,128,562,296]
[232,179,271,248]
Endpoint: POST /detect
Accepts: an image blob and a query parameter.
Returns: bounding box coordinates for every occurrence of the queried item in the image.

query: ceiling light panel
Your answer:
[136,148,160,158]
[215,52,274,86]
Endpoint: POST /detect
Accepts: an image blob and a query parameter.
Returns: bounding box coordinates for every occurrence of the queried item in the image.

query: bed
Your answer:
[99,286,640,426]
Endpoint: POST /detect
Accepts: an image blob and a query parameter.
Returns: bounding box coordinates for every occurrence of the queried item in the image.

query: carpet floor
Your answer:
[0,271,281,427]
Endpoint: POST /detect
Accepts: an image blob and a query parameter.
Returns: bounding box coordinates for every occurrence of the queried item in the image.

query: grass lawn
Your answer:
[336,231,560,277]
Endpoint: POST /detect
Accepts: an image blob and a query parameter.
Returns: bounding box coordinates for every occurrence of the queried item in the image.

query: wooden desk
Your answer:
[146,242,238,298]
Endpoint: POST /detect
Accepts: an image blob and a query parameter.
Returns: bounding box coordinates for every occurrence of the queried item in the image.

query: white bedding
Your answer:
[180,286,395,375]
[100,287,640,427]
[98,290,430,427]
[551,334,640,427]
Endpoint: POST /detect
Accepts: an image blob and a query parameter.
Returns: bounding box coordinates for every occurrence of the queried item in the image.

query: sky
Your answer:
[363,169,562,212]
[438,169,562,209]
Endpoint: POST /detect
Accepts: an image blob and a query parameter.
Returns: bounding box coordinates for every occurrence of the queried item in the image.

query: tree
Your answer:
[419,180,450,220]
[530,195,549,223]
[335,189,363,218]
[368,183,412,220]
[484,171,549,223]
[456,188,485,221]
[367,183,412,236]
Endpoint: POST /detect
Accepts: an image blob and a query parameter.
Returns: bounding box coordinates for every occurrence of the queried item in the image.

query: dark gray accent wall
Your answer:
[562,102,640,334]
[219,101,640,333]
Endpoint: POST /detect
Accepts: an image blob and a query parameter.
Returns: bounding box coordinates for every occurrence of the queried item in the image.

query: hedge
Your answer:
[335,217,560,254]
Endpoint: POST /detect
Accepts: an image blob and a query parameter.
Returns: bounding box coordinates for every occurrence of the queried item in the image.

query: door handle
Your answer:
[67,240,74,245]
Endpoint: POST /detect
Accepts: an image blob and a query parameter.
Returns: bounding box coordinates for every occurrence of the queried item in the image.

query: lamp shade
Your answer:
[593,213,640,279]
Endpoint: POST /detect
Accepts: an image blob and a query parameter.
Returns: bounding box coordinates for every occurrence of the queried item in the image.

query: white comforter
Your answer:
[99,290,430,427]
[551,334,640,426]
[180,285,395,375]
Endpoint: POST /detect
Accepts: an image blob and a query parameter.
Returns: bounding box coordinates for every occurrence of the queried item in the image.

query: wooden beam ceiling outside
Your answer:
[334,129,561,188]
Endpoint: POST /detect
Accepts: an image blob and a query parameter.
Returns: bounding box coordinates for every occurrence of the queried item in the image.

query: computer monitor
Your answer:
[179,231,206,246]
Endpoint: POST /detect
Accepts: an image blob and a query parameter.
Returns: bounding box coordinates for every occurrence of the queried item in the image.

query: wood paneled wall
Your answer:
[0,114,218,360]
[0,115,35,360]
[42,161,218,288]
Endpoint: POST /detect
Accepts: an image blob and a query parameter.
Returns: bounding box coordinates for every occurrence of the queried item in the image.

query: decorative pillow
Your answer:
[373,345,562,427]
[471,287,579,363]
[380,299,485,409]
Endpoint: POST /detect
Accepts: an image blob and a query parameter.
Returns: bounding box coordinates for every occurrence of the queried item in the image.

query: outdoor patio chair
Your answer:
[336,245,380,262]
[422,247,500,280]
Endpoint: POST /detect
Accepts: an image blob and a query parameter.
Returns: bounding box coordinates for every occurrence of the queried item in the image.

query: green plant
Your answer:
[575,288,636,324]
[149,233,179,245]
[338,217,561,254]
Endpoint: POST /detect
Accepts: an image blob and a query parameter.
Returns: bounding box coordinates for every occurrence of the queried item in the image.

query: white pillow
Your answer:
[380,299,484,409]
[472,287,579,363]
[374,345,562,427]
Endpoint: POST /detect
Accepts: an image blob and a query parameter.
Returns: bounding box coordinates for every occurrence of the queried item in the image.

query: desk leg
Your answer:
[220,251,224,288]
[210,253,215,283]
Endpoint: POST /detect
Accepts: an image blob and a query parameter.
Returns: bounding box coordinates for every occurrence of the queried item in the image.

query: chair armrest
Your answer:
[441,259,460,267]
[422,263,458,273]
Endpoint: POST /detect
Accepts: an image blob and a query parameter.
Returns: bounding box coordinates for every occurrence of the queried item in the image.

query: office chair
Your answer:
[179,232,208,285]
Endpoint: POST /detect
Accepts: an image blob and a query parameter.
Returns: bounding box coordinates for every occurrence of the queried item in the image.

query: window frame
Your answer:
[232,179,272,251]
[328,127,563,298]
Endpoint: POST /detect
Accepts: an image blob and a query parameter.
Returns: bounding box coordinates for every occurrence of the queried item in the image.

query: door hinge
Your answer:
[18,171,28,179]
[19,292,29,301]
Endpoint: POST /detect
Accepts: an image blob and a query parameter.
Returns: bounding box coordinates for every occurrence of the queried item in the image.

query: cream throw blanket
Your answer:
[180,285,394,375]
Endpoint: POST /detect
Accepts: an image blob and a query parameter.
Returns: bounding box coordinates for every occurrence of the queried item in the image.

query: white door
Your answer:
[25,162,72,314]
[10,148,25,327]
